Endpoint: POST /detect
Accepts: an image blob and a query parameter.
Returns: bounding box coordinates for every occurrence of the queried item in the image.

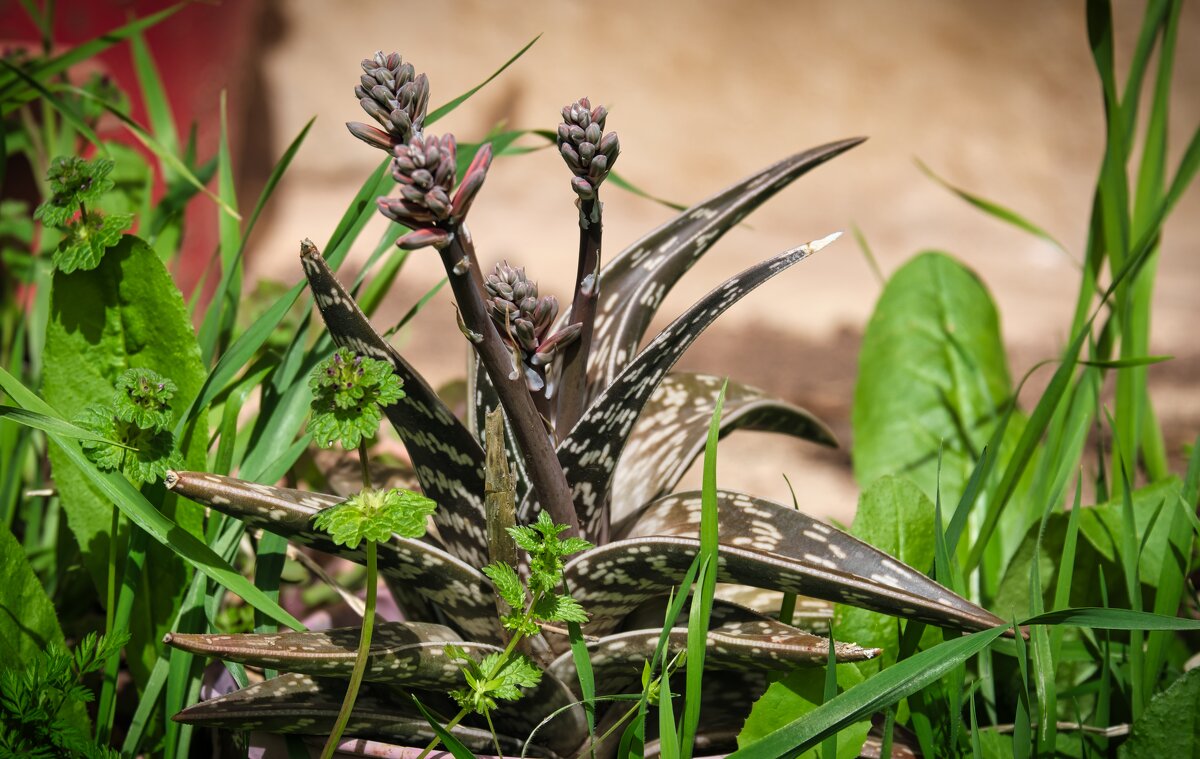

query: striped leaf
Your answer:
[300,245,490,568]
[587,138,864,394]
[610,373,836,524]
[568,490,1006,637]
[171,673,554,757]
[165,471,499,641]
[544,234,842,539]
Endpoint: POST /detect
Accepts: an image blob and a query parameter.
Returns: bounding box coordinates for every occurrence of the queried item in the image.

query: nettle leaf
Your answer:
[852,251,1012,504]
[586,138,864,393]
[535,593,589,624]
[308,348,405,450]
[482,562,526,610]
[165,471,500,642]
[612,372,836,524]
[542,234,841,539]
[300,245,490,568]
[52,211,133,274]
[42,234,207,687]
[0,522,68,665]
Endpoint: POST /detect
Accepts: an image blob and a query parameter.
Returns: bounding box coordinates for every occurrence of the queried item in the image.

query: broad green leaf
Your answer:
[0,521,66,662]
[0,405,129,447]
[738,667,870,759]
[833,476,940,671]
[42,235,208,684]
[1118,667,1200,758]
[1078,477,1188,585]
[852,252,1012,503]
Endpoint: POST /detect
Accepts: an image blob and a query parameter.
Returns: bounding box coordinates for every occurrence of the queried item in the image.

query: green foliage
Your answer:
[852,252,1012,503]
[308,348,405,449]
[444,646,543,717]
[508,510,592,595]
[34,156,133,274]
[74,368,181,485]
[0,631,128,758]
[738,666,871,759]
[1118,667,1200,757]
[312,487,436,549]
[0,523,67,666]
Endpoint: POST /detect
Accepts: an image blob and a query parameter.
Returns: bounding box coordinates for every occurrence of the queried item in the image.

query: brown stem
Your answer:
[554,196,603,439]
[439,232,581,537]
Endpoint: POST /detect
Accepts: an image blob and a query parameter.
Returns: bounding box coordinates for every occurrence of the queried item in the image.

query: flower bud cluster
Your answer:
[557,97,620,200]
[377,135,493,249]
[347,51,430,153]
[484,262,581,392]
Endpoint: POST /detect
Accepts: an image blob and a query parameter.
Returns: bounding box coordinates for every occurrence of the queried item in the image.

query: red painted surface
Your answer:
[1,0,263,294]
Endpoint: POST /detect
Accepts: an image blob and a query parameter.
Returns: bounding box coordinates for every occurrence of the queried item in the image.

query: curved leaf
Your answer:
[588,138,864,393]
[570,490,1005,636]
[544,234,841,539]
[166,621,472,687]
[611,373,835,523]
[172,674,548,756]
[548,618,878,696]
[300,246,489,569]
[165,471,498,641]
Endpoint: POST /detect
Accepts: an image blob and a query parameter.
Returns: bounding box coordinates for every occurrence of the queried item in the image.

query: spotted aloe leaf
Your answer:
[570,490,1006,636]
[586,138,865,394]
[300,244,490,568]
[542,234,841,538]
[170,672,565,757]
[610,372,836,524]
[165,471,499,641]
[548,616,879,695]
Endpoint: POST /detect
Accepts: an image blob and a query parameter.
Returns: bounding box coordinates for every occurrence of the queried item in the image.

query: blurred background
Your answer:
[4,0,1198,522]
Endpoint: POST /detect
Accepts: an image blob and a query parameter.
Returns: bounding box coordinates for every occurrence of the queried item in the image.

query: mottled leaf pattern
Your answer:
[587,138,865,394]
[165,471,500,641]
[170,673,560,757]
[611,372,836,523]
[612,490,1006,632]
[542,234,841,539]
[300,245,490,568]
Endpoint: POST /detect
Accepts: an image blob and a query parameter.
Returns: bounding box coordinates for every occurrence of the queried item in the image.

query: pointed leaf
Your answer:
[571,490,1005,636]
[588,139,863,391]
[165,471,499,641]
[611,373,835,523]
[301,246,490,568]
[172,674,532,754]
[546,234,841,538]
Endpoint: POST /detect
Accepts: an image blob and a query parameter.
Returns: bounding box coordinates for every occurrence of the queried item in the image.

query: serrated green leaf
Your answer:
[536,593,588,624]
[0,521,67,664]
[483,562,525,610]
[1118,668,1200,757]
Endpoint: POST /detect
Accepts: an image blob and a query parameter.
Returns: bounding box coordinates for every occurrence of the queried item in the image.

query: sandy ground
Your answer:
[239,1,1199,523]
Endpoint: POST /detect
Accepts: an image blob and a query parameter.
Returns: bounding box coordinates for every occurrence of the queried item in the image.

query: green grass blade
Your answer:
[917,159,1070,257]
[568,620,597,748]
[412,697,475,759]
[384,276,447,336]
[729,627,1008,759]
[678,381,726,759]
[820,627,838,759]
[850,222,886,286]
[659,666,680,759]
[0,365,303,631]
[197,91,242,363]
[1079,354,1172,368]
[0,61,104,150]
[130,27,180,169]
[425,35,541,125]
[0,405,131,448]
[1022,607,1200,630]
[0,5,183,97]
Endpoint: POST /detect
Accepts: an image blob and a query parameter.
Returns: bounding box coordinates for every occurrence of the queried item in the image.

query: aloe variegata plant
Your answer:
[164,51,1007,757]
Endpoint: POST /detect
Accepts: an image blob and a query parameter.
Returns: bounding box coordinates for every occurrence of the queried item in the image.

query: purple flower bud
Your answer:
[347,122,395,152]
